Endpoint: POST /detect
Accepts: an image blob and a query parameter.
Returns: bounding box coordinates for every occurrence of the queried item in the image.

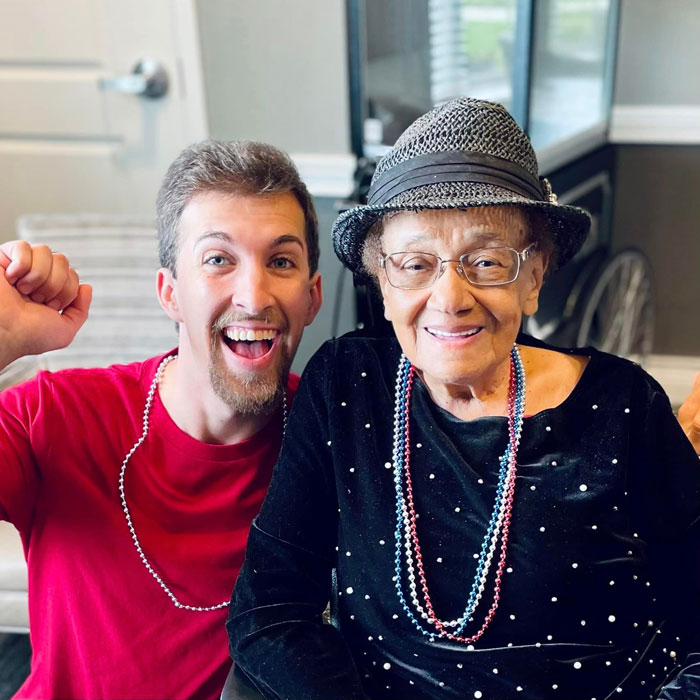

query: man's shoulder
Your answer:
[51,352,169,386]
[4,351,175,404]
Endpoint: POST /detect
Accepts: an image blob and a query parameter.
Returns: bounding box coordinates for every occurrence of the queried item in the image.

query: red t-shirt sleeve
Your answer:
[0,374,46,530]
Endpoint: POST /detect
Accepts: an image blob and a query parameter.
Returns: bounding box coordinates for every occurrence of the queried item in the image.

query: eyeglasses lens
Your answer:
[463,248,519,285]
[385,248,519,289]
[385,252,439,289]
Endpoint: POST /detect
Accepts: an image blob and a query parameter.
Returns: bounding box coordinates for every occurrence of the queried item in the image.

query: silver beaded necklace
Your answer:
[118,353,287,612]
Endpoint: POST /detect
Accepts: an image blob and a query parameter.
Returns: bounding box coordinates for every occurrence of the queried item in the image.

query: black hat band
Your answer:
[367,150,545,207]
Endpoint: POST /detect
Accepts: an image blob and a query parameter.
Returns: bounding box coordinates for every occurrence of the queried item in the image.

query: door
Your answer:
[0,0,208,240]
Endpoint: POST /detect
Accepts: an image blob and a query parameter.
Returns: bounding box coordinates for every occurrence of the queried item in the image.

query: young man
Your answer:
[0,141,321,700]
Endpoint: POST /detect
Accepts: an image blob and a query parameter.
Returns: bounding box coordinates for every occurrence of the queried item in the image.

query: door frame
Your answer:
[172,0,209,143]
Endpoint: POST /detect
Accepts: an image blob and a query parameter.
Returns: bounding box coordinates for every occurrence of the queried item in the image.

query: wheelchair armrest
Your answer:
[221,664,265,700]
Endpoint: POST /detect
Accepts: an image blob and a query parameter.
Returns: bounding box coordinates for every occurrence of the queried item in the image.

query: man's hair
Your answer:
[156,140,320,276]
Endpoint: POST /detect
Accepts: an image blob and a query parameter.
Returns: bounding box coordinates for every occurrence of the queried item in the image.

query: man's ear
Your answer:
[156,268,184,323]
[522,252,548,317]
[305,273,323,326]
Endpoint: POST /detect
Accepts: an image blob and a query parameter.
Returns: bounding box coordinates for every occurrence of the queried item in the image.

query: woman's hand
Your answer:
[0,240,92,371]
[678,372,700,455]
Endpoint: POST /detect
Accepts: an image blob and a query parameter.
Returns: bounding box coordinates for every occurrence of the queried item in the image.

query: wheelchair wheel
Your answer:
[575,249,654,364]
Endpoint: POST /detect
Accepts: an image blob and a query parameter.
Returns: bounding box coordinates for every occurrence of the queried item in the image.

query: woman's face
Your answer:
[378,206,546,392]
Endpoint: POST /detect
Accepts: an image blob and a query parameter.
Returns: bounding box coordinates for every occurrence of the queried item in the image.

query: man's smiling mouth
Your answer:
[221,327,279,359]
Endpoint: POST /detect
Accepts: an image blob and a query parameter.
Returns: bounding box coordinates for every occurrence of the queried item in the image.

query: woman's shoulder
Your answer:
[302,331,402,387]
[517,334,667,416]
[313,330,401,364]
[519,332,657,379]
[519,343,589,414]
[296,332,402,411]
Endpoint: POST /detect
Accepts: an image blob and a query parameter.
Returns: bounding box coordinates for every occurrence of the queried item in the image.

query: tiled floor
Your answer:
[0,633,31,700]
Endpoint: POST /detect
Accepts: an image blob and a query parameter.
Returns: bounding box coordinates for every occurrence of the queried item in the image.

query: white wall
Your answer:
[611,0,700,145]
[196,0,351,155]
[195,1,357,370]
[614,0,700,106]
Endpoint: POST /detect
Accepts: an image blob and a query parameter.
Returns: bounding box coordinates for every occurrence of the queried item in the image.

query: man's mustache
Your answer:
[212,311,286,332]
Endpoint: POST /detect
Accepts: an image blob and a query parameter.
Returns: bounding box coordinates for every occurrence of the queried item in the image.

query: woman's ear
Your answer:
[383,300,393,322]
[522,252,548,317]
[376,274,394,322]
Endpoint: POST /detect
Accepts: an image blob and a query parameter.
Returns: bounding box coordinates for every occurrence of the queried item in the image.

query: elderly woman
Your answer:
[227,98,700,700]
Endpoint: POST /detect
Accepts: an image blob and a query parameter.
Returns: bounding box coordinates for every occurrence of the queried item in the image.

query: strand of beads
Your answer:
[403,357,519,631]
[391,345,526,643]
[392,359,433,640]
[429,349,525,642]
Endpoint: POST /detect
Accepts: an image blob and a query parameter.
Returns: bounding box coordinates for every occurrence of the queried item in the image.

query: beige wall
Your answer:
[612,146,700,355]
[196,0,351,155]
[612,1,700,355]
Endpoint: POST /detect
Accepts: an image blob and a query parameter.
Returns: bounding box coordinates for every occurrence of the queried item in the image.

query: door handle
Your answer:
[99,58,169,99]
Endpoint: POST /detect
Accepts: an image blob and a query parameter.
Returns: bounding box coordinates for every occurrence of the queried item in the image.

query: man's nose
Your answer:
[231,264,275,314]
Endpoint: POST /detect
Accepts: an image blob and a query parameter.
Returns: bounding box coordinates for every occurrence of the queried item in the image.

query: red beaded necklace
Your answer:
[392,345,526,642]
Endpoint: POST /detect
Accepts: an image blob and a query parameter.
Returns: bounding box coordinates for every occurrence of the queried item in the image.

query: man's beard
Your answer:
[208,311,290,416]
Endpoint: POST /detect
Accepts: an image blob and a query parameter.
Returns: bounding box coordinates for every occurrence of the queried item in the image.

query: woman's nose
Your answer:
[429,260,477,314]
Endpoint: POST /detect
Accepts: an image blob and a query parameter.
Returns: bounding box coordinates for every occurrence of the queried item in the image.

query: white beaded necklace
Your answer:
[118,353,287,611]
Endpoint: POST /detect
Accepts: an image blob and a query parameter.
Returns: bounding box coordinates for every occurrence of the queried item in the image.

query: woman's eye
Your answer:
[474,257,499,268]
[471,253,508,268]
[270,257,294,270]
[401,256,433,272]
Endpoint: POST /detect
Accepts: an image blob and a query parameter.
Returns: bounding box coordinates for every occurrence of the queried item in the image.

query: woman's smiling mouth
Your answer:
[425,326,483,340]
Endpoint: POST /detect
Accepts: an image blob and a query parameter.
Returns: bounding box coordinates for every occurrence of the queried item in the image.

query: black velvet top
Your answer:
[227,334,700,700]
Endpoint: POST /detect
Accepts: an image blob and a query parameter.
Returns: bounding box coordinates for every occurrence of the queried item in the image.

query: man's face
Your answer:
[159,190,321,414]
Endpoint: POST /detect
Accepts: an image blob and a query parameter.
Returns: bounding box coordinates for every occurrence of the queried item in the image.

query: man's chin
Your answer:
[208,359,286,416]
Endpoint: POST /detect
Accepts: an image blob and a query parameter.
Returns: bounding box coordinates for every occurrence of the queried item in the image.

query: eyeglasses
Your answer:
[379,244,536,290]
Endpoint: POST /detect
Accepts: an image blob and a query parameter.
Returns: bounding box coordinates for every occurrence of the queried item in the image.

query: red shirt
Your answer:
[0,352,296,699]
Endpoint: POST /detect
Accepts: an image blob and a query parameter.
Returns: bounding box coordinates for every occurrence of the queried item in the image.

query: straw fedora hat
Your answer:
[332,97,591,277]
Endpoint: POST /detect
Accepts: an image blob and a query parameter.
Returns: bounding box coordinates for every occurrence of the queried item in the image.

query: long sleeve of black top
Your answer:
[227,342,370,700]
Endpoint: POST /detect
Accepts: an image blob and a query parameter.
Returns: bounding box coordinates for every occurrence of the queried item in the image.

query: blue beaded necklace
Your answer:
[391,345,526,643]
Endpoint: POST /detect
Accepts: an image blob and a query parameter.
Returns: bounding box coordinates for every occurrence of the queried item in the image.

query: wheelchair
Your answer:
[525,244,654,364]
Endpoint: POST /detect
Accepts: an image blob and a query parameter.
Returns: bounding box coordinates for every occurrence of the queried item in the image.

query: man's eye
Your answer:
[204,255,229,266]
[270,257,294,270]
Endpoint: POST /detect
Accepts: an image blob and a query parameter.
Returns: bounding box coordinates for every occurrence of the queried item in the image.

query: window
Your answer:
[354,0,619,170]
